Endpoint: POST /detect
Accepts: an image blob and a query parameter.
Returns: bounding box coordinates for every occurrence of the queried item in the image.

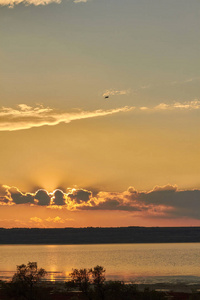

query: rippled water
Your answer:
[0,243,200,283]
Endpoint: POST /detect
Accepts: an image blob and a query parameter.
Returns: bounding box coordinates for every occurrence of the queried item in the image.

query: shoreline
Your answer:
[1,278,200,299]
[2,279,200,293]
[1,277,200,292]
[39,281,200,292]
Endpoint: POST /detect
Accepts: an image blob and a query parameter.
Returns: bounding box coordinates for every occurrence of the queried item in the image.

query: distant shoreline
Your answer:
[0,227,200,244]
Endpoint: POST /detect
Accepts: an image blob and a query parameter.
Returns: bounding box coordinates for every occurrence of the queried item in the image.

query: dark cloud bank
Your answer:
[0,184,200,220]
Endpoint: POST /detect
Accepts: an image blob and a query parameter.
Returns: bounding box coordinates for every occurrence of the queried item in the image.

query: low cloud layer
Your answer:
[30,216,73,224]
[1,184,200,220]
[0,0,89,8]
[0,104,133,132]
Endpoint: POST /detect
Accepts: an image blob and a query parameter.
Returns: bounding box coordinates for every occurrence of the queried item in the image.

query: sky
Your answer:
[0,0,200,228]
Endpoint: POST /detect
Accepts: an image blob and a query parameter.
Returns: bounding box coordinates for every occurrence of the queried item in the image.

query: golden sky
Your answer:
[0,0,200,227]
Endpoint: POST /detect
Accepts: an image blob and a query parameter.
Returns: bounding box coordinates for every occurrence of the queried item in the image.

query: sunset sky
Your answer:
[0,0,200,227]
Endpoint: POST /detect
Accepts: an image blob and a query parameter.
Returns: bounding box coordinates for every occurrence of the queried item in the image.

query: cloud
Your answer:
[171,77,200,85]
[151,185,177,193]
[0,185,8,196]
[9,187,34,205]
[73,0,88,3]
[30,217,43,223]
[0,196,10,205]
[0,185,11,205]
[68,188,92,204]
[52,189,66,206]
[0,0,89,8]
[0,0,60,7]
[67,185,200,219]
[1,184,200,220]
[155,100,200,110]
[0,104,134,132]
[137,187,200,219]
[30,216,73,224]
[139,99,200,111]
[34,189,51,206]
[80,198,144,212]
[103,89,130,97]
[45,216,65,223]
[0,185,34,205]
[1,99,198,132]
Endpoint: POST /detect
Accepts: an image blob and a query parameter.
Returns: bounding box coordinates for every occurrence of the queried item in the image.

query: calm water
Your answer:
[0,243,200,284]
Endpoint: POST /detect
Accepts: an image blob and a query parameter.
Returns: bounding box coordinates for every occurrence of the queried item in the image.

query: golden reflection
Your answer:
[49,266,57,282]
[65,271,71,281]
[49,272,55,282]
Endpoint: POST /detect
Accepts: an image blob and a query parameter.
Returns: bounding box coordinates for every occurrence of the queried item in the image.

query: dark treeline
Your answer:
[0,227,200,244]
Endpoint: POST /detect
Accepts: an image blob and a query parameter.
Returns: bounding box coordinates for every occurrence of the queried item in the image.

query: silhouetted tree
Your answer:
[69,266,106,300]
[90,265,106,286]
[5,262,46,300]
[69,268,91,294]
[12,262,46,287]
[90,265,106,300]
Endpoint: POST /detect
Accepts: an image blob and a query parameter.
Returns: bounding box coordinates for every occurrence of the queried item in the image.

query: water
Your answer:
[0,243,200,284]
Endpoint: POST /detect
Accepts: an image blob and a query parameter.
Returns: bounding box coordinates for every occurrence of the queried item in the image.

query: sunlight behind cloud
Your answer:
[1,183,200,221]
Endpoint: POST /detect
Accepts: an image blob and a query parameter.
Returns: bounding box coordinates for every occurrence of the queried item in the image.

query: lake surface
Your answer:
[0,243,200,284]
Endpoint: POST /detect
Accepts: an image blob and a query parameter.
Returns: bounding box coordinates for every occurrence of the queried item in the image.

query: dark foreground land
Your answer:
[1,281,200,300]
[0,227,200,244]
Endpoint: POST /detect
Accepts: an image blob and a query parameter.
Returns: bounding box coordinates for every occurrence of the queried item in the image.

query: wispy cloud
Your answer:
[0,0,60,8]
[0,0,89,8]
[0,104,134,132]
[73,0,88,3]
[103,89,130,98]
[1,100,199,132]
[139,99,200,112]
[137,77,200,90]
[171,77,200,85]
